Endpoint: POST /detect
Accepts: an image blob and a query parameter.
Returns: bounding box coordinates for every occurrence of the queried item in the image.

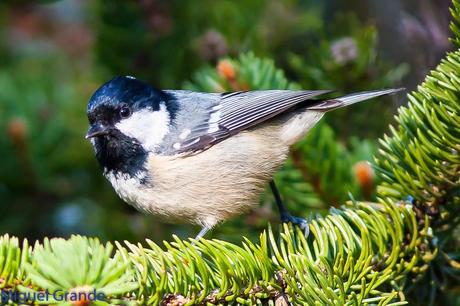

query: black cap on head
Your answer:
[87,76,166,112]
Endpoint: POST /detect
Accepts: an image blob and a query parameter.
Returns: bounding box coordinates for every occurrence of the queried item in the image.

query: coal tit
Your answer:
[86,76,402,239]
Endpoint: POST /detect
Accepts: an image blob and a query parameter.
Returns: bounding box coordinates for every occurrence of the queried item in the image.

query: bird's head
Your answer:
[86,76,175,149]
[86,76,175,173]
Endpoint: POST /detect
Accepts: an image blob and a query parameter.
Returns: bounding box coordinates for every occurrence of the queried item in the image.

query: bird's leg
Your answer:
[194,226,211,241]
[269,179,309,236]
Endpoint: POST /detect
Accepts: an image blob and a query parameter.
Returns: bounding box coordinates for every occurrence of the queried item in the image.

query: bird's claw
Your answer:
[280,214,310,237]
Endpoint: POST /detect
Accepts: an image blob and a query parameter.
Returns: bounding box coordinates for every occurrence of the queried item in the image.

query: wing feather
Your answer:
[169,90,332,153]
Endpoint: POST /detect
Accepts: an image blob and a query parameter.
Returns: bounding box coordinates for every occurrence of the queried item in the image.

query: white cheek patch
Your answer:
[115,104,170,151]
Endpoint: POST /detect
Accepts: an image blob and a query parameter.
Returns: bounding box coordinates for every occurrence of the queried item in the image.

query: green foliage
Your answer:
[20,236,137,304]
[0,57,89,189]
[0,198,433,305]
[0,55,131,240]
[287,13,409,138]
[375,53,460,220]
[450,0,460,47]
[287,13,408,91]
[376,3,460,239]
[118,200,431,305]
[93,0,323,88]
[289,125,378,205]
[185,52,300,92]
[374,7,460,302]
[0,235,29,289]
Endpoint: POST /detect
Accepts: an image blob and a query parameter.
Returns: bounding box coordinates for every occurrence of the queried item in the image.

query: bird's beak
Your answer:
[85,124,111,139]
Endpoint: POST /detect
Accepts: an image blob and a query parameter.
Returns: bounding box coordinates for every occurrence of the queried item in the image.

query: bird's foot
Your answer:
[280,213,310,237]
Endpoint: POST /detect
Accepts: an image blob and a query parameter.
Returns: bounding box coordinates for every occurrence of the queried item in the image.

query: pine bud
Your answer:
[217,59,236,80]
[68,285,94,306]
[354,161,374,190]
[7,117,27,144]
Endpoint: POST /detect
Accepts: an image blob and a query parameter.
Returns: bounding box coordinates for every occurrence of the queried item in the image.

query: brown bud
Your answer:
[69,285,93,306]
[7,117,27,144]
[217,59,236,80]
[354,161,374,188]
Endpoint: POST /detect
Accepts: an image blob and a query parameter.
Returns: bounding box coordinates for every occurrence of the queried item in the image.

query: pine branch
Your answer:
[0,198,432,305]
[118,200,431,305]
[373,2,460,300]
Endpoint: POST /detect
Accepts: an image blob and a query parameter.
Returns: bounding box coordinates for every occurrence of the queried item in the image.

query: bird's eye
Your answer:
[119,105,132,118]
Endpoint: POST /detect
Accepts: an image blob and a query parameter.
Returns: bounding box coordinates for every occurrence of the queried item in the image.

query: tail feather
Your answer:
[308,88,405,111]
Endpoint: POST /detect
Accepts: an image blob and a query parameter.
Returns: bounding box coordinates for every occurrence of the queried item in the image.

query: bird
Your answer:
[85,76,402,239]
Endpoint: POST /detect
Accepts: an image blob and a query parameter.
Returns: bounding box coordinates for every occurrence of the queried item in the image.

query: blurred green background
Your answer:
[0,0,453,244]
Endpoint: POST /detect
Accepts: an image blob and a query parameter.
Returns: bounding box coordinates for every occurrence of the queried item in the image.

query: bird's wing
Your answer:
[161,90,332,154]
[161,88,403,155]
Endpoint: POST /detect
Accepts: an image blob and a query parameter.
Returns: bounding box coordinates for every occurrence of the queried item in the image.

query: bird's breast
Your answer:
[103,170,151,208]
